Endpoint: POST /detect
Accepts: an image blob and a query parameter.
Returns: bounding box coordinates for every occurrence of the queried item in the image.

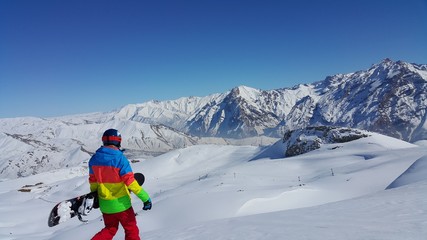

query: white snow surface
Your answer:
[0,133,426,240]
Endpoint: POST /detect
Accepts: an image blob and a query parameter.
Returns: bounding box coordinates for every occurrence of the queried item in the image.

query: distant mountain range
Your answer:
[0,58,426,178]
[114,58,427,142]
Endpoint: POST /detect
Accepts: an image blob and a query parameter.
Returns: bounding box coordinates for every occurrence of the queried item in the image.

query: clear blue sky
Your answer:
[1,0,426,118]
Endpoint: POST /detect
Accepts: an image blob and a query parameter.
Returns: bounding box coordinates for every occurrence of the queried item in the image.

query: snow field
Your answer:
[0,134,426,239]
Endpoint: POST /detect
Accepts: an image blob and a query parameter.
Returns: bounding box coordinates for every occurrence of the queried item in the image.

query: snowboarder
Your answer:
[89,129,152,240]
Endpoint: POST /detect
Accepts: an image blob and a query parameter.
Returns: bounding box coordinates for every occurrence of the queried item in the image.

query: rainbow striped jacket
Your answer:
[88,146,150,214]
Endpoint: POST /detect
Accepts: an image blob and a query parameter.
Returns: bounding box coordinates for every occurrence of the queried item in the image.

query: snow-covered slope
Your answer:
[114,95,224,130]
[0,132,426,239]
[0,116,278,179]
[0,117,198,179]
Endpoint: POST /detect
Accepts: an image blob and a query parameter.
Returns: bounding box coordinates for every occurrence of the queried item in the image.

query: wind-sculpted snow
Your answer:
[0,134,426,239]
[386,155,427,189]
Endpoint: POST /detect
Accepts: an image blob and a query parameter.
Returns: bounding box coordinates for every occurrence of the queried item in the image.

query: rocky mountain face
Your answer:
[306,59,427,142]
[185,86,309,138]
[115,59,426,142]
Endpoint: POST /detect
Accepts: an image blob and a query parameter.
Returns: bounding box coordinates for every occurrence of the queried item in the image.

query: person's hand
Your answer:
[143,198,152,210]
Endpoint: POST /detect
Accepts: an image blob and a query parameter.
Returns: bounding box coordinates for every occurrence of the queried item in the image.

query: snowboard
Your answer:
[48,172,145,227]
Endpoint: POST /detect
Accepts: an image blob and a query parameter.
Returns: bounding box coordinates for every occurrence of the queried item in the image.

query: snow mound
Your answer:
[387,155,427,189]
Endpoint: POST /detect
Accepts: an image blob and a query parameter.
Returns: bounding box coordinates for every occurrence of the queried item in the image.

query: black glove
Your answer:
[143,198,152,211]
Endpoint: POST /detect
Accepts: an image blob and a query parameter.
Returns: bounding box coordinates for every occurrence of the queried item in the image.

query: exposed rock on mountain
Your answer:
[283,126,370,157]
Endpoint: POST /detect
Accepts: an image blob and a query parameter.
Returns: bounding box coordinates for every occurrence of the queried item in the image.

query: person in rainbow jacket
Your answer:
[89,128,152,240]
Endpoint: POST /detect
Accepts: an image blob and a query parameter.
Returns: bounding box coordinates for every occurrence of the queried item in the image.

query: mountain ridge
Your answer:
[106,58,426,142]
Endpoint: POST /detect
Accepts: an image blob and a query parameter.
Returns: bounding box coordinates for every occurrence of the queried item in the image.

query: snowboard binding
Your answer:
[76,193,96,222]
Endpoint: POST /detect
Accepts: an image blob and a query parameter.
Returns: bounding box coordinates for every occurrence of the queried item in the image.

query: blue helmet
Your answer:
[102,129,122,147]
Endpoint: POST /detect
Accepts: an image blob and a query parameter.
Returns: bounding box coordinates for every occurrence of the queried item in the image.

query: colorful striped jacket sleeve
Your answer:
[89,146,150,214]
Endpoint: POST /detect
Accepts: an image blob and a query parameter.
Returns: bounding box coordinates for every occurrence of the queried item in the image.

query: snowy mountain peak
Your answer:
[367,58,427,81]
[380,57,394,65]
[229,85,261,101]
